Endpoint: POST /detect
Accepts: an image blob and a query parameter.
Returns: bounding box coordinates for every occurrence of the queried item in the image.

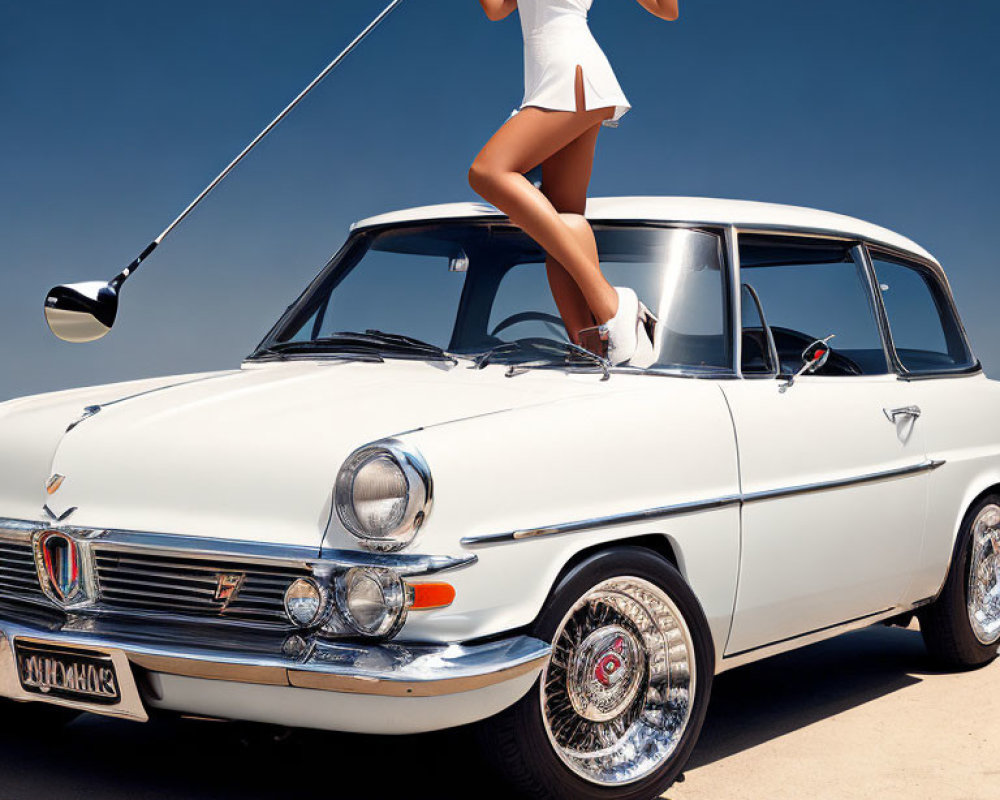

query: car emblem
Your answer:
[45,474,66,495]
[33,530,83,605]
[213,573,245,610]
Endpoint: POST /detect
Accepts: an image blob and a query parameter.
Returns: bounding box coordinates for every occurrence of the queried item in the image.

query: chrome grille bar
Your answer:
[93,548,311,627]
[0,539,45,601]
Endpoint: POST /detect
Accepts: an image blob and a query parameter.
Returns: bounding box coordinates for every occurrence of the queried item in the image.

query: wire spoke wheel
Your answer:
[967,503,1000,645]
[540,576,696,787]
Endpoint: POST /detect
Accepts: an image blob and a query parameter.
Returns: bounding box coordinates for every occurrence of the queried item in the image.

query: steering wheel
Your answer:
[770,327,864,376]
[490,311,566,338]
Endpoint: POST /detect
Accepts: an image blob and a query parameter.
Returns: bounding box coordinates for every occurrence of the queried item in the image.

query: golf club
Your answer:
[44,0,406,343]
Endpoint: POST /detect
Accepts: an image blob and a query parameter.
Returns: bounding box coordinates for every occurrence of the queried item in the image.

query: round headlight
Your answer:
[336,567,407,638]
[335,440,432,551]
[352,455,408,535]
[283,578,325,628]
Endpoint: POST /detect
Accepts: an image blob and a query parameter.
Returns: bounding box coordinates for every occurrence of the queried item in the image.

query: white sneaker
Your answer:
[603,287,639,366]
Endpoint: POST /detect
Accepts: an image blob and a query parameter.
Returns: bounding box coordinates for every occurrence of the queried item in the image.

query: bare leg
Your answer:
[468,65,619,323]
[548,214,599,344]
[539,121,604,343]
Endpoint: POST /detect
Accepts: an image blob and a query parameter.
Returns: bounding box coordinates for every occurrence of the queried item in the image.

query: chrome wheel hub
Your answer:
[569,624,645,722]
[541,577,696,787]
[968,504,1000,645]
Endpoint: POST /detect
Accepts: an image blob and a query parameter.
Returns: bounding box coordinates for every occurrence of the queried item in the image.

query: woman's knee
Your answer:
[559,212,591,238]
[468,158,500,196]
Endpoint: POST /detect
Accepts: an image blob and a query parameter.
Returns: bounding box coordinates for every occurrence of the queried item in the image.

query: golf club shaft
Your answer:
[110,0,406,290]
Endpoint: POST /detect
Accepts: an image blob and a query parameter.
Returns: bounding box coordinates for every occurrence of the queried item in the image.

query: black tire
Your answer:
[477,547,714,800]
[918,493,1000,669]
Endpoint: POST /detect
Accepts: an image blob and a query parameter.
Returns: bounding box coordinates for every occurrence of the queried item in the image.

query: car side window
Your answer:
[869,250,976,373]
[738,235,889,376]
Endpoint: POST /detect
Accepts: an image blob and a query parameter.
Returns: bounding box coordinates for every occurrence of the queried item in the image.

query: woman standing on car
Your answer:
[470,0,679,365]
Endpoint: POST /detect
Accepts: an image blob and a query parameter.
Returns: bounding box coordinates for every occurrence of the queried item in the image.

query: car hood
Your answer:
[0,360,606,548]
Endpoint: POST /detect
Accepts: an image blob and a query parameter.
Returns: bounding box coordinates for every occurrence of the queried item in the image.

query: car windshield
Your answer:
[253,221,733,373]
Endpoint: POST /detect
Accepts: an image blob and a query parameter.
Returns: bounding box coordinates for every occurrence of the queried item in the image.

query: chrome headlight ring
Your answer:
[334,438,433,552]
[333,566,409,639]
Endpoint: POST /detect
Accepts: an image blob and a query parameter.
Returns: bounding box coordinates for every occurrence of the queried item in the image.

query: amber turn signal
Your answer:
[408,582,456,610]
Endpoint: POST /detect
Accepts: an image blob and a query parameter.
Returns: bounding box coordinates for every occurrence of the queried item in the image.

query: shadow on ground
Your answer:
[0,625,939,799]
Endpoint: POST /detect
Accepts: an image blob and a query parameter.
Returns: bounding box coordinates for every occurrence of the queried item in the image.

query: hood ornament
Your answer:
[43,474,76,522]
[66,405,102,433]
[43,505,77,523]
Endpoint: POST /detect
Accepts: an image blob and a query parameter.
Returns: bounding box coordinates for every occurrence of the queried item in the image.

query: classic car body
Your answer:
[2,197,997,798]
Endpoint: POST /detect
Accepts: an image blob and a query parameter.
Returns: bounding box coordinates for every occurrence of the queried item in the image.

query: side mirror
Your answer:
[800,338,833,373]
[44,281,119,343]
[779,333,835,391]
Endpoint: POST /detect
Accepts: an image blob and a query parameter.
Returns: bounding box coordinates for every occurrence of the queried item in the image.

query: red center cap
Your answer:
[594,636,627,686]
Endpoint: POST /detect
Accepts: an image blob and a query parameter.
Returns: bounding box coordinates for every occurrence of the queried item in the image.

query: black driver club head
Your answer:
[44,281,119,343]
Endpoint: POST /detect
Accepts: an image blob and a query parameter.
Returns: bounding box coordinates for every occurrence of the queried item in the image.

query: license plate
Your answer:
[15,641,121,705]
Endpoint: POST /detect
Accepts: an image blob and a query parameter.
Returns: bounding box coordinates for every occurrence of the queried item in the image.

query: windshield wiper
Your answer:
[251,341,384,363]
[474,338,610,380]
[358,330,463,364]
[253,330,461,364]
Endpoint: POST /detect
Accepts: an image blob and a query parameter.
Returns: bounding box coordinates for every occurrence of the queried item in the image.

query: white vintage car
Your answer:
[1,197,997,799]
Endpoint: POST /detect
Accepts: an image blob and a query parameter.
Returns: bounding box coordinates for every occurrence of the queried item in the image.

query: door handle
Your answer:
[883,405,921,423]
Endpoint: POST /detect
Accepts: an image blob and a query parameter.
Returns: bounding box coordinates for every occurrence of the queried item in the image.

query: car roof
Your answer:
[351,196,938,267]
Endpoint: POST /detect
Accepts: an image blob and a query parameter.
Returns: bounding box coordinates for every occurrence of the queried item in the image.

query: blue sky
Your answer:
[2,0,998,400]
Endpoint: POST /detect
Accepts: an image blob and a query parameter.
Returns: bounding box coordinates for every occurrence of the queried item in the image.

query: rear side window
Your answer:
[869,251,976,373]
[738,235,889,376]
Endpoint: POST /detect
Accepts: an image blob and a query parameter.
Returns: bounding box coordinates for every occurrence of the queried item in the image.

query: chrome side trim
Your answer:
[0,615,550,700]
[740,458,944,504]
[461,459,946,548]
[0,519,475,577]
[460,496,743,548]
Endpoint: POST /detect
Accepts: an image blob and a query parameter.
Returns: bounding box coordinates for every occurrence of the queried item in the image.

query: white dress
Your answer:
[510,0,631,128]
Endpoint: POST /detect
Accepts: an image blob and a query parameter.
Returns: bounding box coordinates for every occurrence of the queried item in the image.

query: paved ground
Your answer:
[0,621,996,800]
[670,621,999,800]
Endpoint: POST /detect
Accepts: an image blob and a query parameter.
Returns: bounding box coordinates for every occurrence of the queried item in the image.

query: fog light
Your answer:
[284,578,324,627]
[336,567,406,638]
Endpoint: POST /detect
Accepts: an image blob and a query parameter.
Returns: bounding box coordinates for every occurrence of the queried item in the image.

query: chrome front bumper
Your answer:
[0,611,550,725]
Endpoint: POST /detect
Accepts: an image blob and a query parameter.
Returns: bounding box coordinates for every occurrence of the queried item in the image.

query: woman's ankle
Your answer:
[591,284,619,325]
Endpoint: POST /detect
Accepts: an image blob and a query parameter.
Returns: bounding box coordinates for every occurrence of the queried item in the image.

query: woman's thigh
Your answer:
[539,122,601,214]
[472,66,614,176]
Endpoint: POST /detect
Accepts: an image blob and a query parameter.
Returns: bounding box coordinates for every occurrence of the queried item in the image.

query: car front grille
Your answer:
[0,539,46,602]
[93,549,312,627]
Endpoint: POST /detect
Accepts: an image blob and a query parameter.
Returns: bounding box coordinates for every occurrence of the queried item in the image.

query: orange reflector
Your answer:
[408,582,456,610]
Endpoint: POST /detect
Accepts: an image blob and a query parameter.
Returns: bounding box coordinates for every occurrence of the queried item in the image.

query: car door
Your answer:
[722,234,931,656]
[865,247,985,603]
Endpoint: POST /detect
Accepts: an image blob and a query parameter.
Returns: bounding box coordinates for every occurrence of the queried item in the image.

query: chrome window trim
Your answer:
[738,281,780,379]
[852,243,895,375]
[726,225,743,377]
[460,459,944,548]
[863,243,981,379]
[0,519,475,577]
[351,215,941,282]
